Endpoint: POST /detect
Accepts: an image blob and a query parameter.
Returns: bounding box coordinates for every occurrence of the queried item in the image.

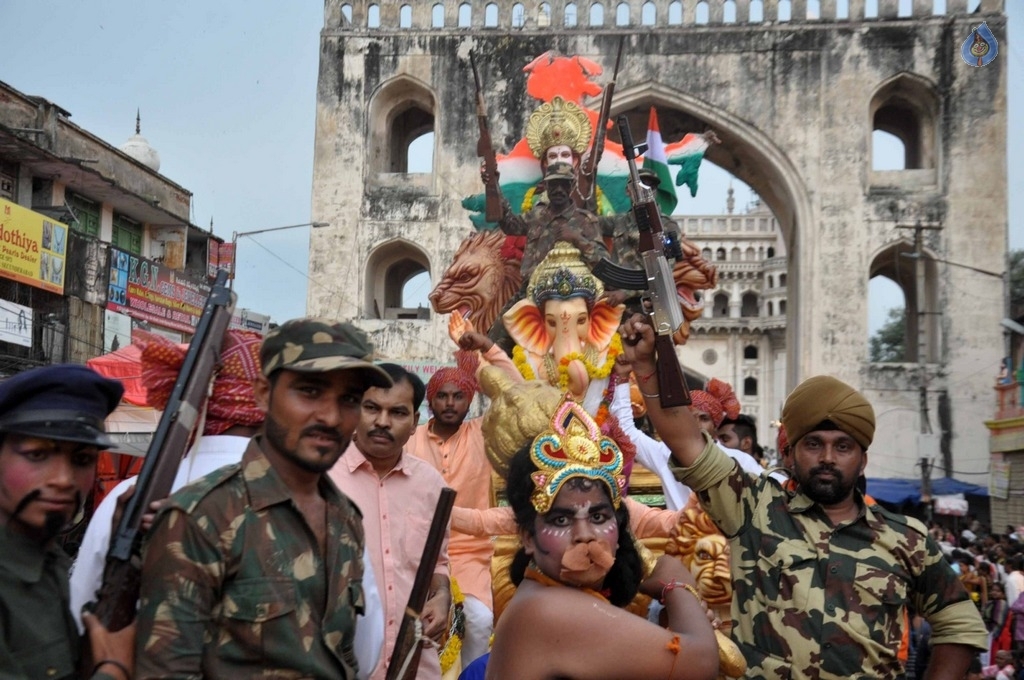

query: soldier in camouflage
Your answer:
[135,318,394,679]
[619,314,988,680]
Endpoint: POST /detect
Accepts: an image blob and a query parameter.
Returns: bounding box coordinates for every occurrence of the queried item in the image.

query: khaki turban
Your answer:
[781,376,875,450]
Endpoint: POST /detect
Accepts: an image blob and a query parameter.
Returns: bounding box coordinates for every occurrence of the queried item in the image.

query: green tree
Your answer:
[869,307,906,362]
[1010,249,1024,314]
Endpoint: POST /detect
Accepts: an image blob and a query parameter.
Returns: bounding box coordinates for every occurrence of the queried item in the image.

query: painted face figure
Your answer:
[544,144,575,168]
[255,369,365,474]
[791,429,866,506]
[0,434,98,539]
[523,477,619,591]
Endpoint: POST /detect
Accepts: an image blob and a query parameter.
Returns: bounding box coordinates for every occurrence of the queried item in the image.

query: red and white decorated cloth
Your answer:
[139,329,263,435]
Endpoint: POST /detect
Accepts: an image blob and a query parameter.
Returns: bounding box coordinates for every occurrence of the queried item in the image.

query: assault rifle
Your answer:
[593,115,691,408]
[90,269,237,631]
[470,51,503,223]
[386,487,457,680]
[577,35,625,204]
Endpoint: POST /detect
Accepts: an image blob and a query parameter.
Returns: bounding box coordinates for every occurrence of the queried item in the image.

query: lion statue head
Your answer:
[429,230,522,338]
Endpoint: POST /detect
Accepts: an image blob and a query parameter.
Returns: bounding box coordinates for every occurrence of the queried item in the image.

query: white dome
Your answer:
[120,111,161,172]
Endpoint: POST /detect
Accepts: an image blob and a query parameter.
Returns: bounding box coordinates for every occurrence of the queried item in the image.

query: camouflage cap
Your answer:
[260,318,393,388]
[543,161,576,183]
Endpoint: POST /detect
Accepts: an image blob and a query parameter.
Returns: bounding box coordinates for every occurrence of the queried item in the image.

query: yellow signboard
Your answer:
[0,198,67,294]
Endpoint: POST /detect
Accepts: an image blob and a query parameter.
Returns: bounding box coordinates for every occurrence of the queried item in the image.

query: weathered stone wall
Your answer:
[310,0,1007,480]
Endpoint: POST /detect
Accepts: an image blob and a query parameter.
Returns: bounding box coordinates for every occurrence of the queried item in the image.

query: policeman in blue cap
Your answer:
[0,364,136,680]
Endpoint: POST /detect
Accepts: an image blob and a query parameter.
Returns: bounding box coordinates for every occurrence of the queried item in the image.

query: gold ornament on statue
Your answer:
[526,96,592,159]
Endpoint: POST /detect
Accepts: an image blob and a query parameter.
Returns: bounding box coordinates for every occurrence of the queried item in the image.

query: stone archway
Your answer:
[612,82,814,387]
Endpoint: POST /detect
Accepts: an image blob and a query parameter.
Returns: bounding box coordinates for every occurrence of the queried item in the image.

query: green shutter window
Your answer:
[112,214,142,254]
[66,192,100,237]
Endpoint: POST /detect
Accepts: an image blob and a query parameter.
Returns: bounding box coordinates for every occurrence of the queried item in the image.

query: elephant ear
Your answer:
[503,299,551,355]
[588,302,625,350]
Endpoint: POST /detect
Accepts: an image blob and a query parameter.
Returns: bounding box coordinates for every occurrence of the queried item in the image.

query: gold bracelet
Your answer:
[660,580,702,605]
[639,390,660,399]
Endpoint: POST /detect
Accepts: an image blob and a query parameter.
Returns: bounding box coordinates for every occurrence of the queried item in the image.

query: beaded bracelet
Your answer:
[659,580,702,605]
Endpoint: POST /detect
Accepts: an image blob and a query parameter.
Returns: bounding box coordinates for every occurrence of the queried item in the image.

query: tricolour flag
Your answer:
[641,107,679,215]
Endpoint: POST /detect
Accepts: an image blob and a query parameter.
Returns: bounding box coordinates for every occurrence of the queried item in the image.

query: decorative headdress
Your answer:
[527,241,603,307]
[690,377,741,429]
[427,349,480,405]
[526,96,592,159]
[529,397,626,513]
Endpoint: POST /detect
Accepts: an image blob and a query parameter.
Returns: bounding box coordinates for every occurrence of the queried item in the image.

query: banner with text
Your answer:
[0,198,68,294]
[0,298,33,347]
[107,247,211,334]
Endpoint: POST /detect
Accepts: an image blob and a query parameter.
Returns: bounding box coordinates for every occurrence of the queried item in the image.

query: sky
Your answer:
[3,0,1020,335]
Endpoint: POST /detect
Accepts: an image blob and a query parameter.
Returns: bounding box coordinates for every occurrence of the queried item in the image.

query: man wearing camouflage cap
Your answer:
[620,314,988,680]
[135,319,392,679]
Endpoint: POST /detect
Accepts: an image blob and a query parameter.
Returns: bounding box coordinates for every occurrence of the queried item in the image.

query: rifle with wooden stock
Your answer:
[470,51,503,223]
[577,35,625,204]
[89,269,237,631]
[593,115,691,408]
[386,487,457,680]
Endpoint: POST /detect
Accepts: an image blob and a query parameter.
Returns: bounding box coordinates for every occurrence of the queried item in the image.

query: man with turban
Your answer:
[619,314,988,680]
[70,330,384,678]
[407,335,518,669]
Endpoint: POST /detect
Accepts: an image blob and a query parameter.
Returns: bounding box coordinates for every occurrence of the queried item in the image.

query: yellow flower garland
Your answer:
[511,334,622,390]
[521,183,609,214]
[439,577,466,674]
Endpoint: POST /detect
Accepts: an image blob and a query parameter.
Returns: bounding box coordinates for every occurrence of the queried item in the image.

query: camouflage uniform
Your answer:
[499,201,611,282]
[673,436,988,680]
[136,435,367,679]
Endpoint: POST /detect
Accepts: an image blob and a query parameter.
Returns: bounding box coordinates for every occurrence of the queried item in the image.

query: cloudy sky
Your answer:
[4,0,1019,334]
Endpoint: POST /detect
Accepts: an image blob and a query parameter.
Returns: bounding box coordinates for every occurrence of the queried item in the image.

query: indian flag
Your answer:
[641,107,678,215]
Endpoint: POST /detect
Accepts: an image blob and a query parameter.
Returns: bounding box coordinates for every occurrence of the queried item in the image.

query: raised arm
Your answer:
[618,314,706,468]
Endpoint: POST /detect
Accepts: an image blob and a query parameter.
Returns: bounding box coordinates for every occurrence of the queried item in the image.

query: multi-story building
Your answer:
[0,80,236,373]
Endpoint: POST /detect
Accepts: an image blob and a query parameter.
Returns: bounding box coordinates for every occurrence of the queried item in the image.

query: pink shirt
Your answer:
[407,345,516,610]
[330,443,449,680]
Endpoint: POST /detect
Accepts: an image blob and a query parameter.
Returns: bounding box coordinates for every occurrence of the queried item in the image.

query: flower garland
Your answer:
[510,334,623,408]
[439,577,466,674]
[520,183,610,214]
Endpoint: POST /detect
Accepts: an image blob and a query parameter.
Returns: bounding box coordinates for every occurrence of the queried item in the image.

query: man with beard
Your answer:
[330,364,450,680]
[134,319,393,679]
[0,364,135,680]
[619,314,988,680]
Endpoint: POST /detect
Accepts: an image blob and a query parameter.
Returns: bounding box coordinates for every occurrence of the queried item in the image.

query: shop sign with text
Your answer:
[0,198,67,294]
[107,247,210,333]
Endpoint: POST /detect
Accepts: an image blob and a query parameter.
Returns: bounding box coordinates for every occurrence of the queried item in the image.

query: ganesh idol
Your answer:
[503,241,625,413]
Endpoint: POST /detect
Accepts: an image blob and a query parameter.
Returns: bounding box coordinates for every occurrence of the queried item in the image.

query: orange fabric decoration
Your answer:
[689,378,741,428]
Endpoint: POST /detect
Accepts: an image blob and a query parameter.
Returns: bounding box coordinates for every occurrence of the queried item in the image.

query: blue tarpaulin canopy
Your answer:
[865,477,989,505]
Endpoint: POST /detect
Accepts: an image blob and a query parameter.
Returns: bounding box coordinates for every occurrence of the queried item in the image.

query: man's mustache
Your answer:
[301,425,342,441]
[366,428,394,442]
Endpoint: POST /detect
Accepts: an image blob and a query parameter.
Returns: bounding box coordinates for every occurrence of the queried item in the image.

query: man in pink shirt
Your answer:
[407,334,516,668]
[330,363,451,680]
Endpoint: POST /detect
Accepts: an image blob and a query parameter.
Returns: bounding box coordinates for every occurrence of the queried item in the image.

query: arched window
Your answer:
[749,0,764,21]
[713,293,730,318]
[616,2,630,25]
[565,2,578,25]
[870,73,938,172]
[368,76,436,176]
[641,1,656,24]
[341,3,353,24]
[836,0,850,19]
[407,131,434,173]
[538,2,552,26]
[767,246,775,258]
[716,247,726,261]
[807,0,822,19]
[767,301,774,316]
[458,2,472,26]
[744,377,758,397]
[778,0,792,21]
[779,273,786,287]
[741,292,759,317]
[512,2,526,27]
[745,247,756,261]
[730,247,741,261]
[767,275,774,288]
[869,242,939,363]
[723,0,737,22]
[590,2,604,26]
[695,1,709,23]
[779,300,787,315]
[431,3,445,27]
[702,247,712,261]
[368,3,381,27]
[399,4,413,28]
[485,3,499,26]
[744,344,759,360]
[668,0,682,24]
[365,240,432,320]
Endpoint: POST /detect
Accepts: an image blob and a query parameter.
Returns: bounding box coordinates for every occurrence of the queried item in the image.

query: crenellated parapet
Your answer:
[324,0,1003,32]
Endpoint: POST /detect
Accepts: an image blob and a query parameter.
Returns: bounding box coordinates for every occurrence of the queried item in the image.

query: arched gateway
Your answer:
[308,0,1007,482]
